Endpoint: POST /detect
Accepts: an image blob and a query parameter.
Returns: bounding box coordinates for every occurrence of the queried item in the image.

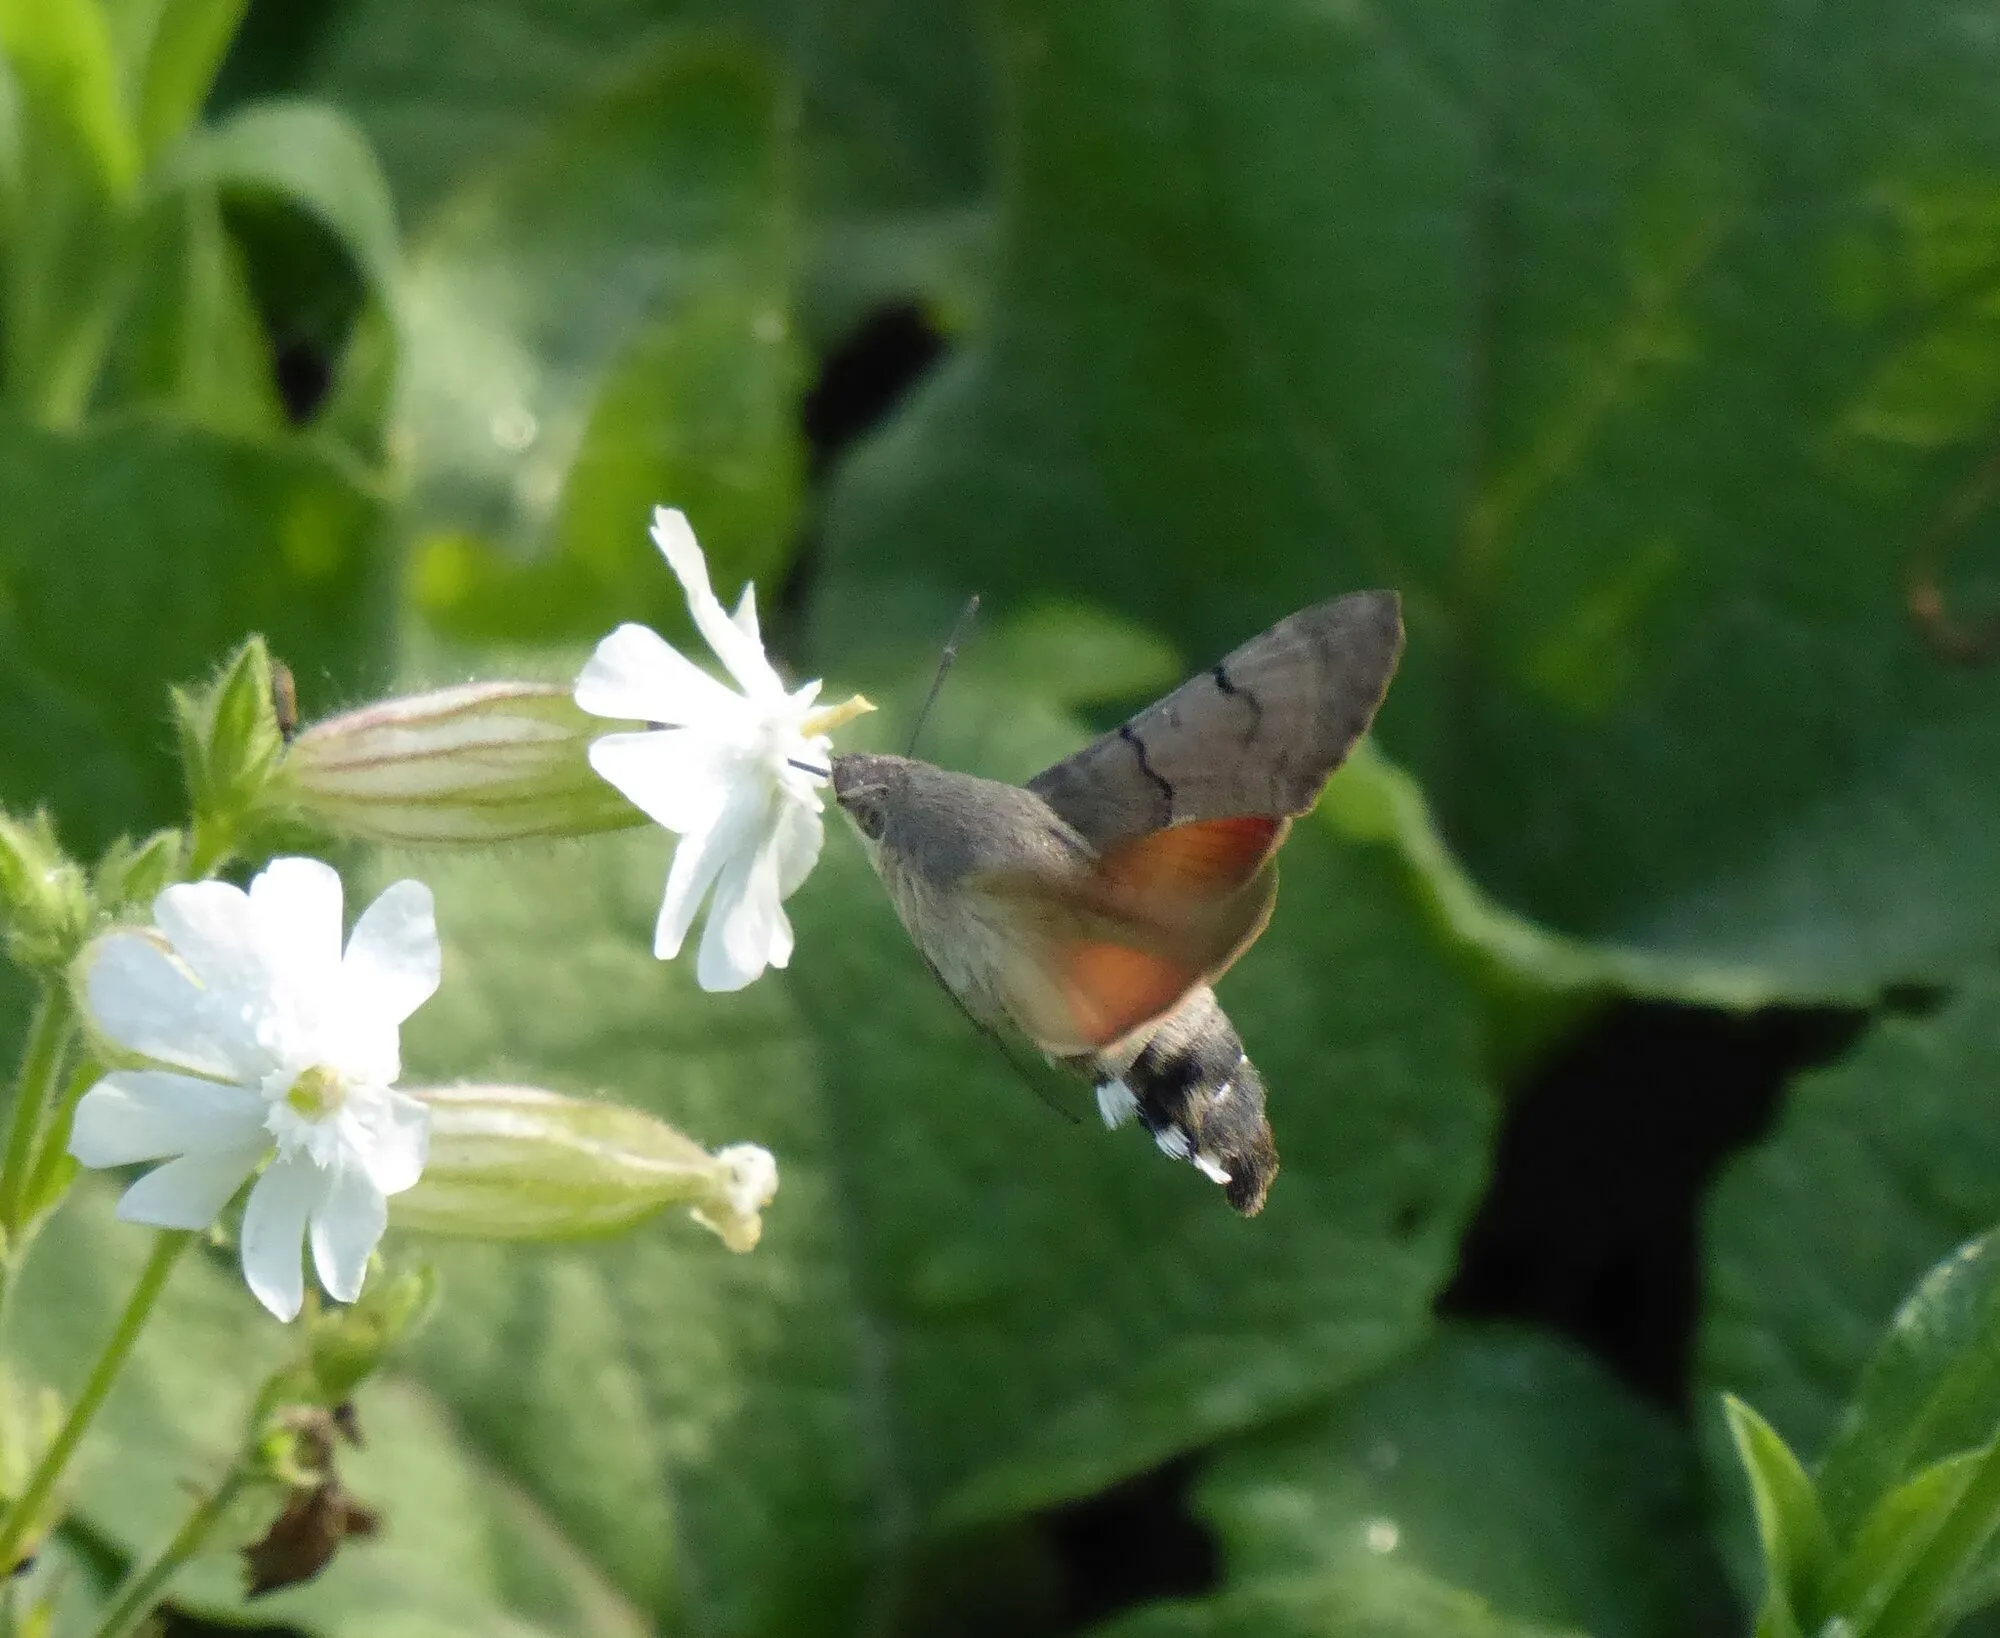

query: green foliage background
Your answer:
[5,0,2000,1633]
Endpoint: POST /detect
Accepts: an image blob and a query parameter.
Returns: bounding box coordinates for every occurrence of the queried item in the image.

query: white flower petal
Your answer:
[241,1156,326,1322]
[152,880,274,1006]
[115,1144,265,1229]
[70,1071,267,1167]
[575,621,749,728]
[248,857,345,997]
[652,782,762,961]
[650,508,784,700]
[772,796,824,899]
[342,879,441,1026]
[86,934,266,1080]
[310,1162,387,1304]
[589,730,735,835]
[697,826,788,990]
[354,1090,430,1196]
[731,582,760,646]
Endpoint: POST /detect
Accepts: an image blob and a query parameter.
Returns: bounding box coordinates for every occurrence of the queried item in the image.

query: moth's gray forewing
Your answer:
[1027,590,1404,848]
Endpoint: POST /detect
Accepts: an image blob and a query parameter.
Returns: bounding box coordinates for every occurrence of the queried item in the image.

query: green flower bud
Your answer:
[91,828,185,918]
[305,1266,439,1404]
[0,809,89,972]
[278,683,642,845]
[174,637,290,851]
[394,1084,779,1251]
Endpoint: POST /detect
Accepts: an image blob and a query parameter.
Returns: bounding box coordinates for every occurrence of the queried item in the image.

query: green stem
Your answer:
[0,1232,192,1574]
[0,988,73,1231]
[1863,1435,2000,1638]
[16,1055,101,1233]
[185,814,237,881]
[0,991,75,1340]
[88,1464,251,1638]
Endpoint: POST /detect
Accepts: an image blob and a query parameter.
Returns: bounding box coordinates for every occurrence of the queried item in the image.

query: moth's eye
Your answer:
[854,802,886,842]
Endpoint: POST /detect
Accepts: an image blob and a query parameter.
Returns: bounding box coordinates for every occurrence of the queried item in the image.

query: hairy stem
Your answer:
[0,990,75,1337]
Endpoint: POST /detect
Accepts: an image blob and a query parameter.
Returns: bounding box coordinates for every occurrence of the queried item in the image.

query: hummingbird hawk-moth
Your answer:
[830,592,1403,1215]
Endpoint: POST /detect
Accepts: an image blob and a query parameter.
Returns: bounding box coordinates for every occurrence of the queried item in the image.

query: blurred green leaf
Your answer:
[1188,1327,1730,1638]
[0,0,137,198]
[1724,1395,1830,1638]
[0,0,146,425]
[0,416,386,856]
[1825,1449,1983,1633]
[96,186,284,432]
[118,0,247,161]
[17,1526,112,1635]
[395,36,802,647]
[1088,1565,1581,1638]
[1816,1228,2000,1542]
[1700,979,2000,1493]
[378,642,1496,1637]
[6,1183,649,1638]
[814,0,2000,997]
[1698,973,2000,1622]
[1321,739,1836,1075]
[299,0,995,296]
[181,98,401,318]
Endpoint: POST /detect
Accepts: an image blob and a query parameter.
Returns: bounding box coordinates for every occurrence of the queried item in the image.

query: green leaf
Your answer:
[1320,739,1832,1074]
[299,0,995,248]
[1700,978,2000,1504]
[1724,1395,1832,1637]
[19,1526,112,1635]
[179,98,402,318]
[1825,1449,1981,1632]
[811,0,2000,997]
[96,186,285,433]
[1192,1336,1728,1638]
[0,0,138,198]
[0,0,147,425]
[125,0,247,161]
[7,1183,649,1638]
[395,35,802,648]
[378,645,1497,1636]
[1816,1227,2000,1541]
[1193,1326,1730,1638]
[1088,1565,1582,1638]
[0,415,386,857]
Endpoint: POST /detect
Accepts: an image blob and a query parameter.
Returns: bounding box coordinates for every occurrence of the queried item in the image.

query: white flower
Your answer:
[575,507,869,991]
[68,858,439,1322]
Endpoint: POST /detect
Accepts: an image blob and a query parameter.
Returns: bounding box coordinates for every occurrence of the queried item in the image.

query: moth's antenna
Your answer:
[906,594,981,757]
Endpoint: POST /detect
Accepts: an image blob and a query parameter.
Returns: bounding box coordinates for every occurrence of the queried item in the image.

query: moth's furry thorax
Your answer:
[830,751,1094,1034]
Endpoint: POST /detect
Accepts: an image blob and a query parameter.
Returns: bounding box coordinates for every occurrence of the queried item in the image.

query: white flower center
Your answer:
[284,1064,346,1121]
[263,1063,358,1169]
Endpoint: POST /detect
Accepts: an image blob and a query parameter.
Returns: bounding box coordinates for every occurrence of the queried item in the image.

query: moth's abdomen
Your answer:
[1094,987,1279,1215]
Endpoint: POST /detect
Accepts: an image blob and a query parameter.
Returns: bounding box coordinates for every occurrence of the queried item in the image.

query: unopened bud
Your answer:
[0,810,89,972]
[92,829,185,919]
[175,638,288,837]
[305,1266,439,1403]
[279,683,642,844]
[688,1143,780,1253]
[393,1084,778,1250]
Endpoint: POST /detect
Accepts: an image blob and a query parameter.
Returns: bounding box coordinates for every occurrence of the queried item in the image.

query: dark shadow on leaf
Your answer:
[1035,1455,1220,1633]
[1442,1000,1869,1411]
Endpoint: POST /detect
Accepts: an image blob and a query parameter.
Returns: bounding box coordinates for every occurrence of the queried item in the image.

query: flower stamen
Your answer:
[284,1065,347,1122]
[800,695,875,739]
